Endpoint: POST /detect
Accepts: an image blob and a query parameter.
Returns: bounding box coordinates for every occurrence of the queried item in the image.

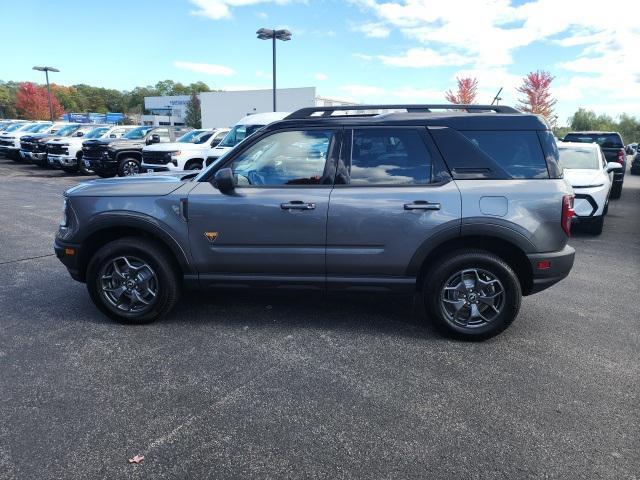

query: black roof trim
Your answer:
[286,104,519,119]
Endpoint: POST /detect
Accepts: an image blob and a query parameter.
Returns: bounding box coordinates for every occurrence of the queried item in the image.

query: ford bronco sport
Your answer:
[55,105,576,339]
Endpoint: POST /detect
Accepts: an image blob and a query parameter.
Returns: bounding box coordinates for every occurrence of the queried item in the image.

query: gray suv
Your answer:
[55,105,575,339]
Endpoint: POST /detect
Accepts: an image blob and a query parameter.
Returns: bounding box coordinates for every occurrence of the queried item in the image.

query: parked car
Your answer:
[557,142,622,234]
[47,125,136,174]
[630,148,640,175]
[55,104,575,340]
[562,132,626,199]
[0,122,52,160]
[141,128,229,173]
[82,125,192,178]
[21,123,99,167]
[204,112,290,166]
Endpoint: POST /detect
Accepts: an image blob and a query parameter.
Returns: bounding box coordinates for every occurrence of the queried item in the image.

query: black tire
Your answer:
[184,160,203,171]
[10,152,23,162]
[86,237,180,324]
[610,182,622,199]
[584,215,604,235]
[630,167,640,176]
[423,249,522,340]
[78,153,93,175]
[118,157,141,177]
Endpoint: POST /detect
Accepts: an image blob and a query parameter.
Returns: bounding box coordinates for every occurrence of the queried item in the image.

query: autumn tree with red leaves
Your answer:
[445,77,478,104]
[517,70,556,121]
[15,82,64,120]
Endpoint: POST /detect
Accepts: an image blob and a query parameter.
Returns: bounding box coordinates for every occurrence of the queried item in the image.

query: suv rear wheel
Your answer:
[118,157,141,176]
[423,249,522,340]
[86,237,180,324]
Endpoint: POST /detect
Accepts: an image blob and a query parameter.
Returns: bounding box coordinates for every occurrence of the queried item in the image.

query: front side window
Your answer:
[123,126,154,139]
[219,124,265,148]
[348,128,432,185]
[231,129,335,186]
[461,131,549,179]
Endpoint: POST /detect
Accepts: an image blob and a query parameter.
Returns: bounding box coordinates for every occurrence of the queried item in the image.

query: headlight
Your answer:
[573,183,604,189]
[170,150,182,157]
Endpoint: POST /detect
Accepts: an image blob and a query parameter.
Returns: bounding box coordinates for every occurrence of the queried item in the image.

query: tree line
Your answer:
[444,70,639,143]
[0,79,214,119]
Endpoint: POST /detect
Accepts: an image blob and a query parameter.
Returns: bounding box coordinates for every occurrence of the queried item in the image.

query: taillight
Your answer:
[561,195,575,236]
[617,149,625,164]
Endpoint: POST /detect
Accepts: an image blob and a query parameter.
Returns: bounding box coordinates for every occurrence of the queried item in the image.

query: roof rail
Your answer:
[286,104,520,119]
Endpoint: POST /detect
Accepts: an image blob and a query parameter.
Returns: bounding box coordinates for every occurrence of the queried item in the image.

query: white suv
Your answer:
[47,125,135,174]
[557,141,623,234]
[141,128,229,172]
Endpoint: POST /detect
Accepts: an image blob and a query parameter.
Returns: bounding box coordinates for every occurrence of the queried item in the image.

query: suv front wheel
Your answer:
[86,237,180,324]
[423,249,522,340]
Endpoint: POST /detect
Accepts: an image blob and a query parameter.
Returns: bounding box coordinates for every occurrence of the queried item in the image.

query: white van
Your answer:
[204,111,290,166]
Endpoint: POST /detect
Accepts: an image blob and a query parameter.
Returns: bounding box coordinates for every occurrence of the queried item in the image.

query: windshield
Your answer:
[218,124,265,148]
[563,133,623,149]
[176,130,212,144]
[84,127,110,139]
[53,125,80,136]
[29,123,53,133]
[123,126,154,139]
[558,147,599,170]
[4,123,26,133]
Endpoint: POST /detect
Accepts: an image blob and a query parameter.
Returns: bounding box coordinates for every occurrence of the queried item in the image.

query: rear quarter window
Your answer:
[460,130,549,179]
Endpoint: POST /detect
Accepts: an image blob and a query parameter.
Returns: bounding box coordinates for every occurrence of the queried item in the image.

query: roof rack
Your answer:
[286,104,519,119]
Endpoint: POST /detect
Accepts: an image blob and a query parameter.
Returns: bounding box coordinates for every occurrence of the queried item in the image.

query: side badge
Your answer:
[204,231,219,243]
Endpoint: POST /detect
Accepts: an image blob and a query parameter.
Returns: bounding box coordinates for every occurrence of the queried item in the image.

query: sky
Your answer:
[2,0,639,126]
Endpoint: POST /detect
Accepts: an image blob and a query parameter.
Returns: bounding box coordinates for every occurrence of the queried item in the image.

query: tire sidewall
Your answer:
[424,252,522,339]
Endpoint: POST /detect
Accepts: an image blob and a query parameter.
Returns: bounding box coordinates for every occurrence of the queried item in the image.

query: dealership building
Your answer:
[143,87,355,128]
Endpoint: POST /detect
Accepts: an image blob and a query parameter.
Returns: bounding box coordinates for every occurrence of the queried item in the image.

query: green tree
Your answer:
[184,92,201,129]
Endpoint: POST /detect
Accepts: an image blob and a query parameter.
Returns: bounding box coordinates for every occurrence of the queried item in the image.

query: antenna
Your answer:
[491,87,503,106]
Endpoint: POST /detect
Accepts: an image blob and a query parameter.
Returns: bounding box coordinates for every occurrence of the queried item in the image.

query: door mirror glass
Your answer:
[147,134,161,145]
[74,131,84,137]
[214,167,236,193]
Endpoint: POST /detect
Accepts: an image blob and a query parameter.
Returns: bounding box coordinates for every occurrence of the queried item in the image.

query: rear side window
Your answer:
[563,133,623,149]
[460,131,549,179]
[348,128,431,185]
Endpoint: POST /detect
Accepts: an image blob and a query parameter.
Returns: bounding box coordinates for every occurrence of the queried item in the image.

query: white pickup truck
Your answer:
[47,125,136,173]
[140,128,229,172]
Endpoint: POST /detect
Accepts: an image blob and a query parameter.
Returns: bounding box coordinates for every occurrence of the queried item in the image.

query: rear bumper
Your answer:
[526,245,575,295]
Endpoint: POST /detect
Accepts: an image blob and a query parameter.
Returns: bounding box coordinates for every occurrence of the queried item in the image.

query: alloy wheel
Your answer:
[440,268,505,328]
[99,256,158,313]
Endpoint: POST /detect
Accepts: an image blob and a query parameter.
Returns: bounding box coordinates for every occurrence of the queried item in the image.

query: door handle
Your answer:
[281,201,316,210]
[404,201,441,211]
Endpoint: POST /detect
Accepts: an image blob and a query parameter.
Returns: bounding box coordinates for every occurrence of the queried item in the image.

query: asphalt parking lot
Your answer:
[0,157,638,480]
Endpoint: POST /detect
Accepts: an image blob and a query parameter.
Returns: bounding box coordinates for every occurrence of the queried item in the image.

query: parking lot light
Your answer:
[256,28,292,112]
[32,66,60,122]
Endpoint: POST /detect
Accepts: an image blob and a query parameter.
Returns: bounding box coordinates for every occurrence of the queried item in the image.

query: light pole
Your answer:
[166,105,172,126]
[32,66,60,121]
[256,28,292,112]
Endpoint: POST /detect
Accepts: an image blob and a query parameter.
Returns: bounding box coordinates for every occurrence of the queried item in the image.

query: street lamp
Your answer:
[166,105,172,126]
[256,28,292,112]
[32,66,60,122]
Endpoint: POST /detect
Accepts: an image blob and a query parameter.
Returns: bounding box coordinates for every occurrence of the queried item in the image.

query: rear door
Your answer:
[187,127,340,289]
[326,127,461,292]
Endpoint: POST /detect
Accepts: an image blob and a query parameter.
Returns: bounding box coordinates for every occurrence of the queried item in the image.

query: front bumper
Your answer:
[141,163,172,173]
[526,245,575,295]
[49,154,76,167]
[84,156,117,175]
[21,150,47,163]
[54,239,84,282]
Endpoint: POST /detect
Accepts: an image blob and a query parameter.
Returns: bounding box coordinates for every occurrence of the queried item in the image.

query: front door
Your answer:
[326,127,462,292]
[188,128,340,289]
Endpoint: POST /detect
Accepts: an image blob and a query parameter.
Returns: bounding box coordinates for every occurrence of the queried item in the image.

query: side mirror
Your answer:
[147,134,161,145]
[109,134,117,138]
[606,162,623,172]
[75,131,84,137]
[213,167,235,193]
